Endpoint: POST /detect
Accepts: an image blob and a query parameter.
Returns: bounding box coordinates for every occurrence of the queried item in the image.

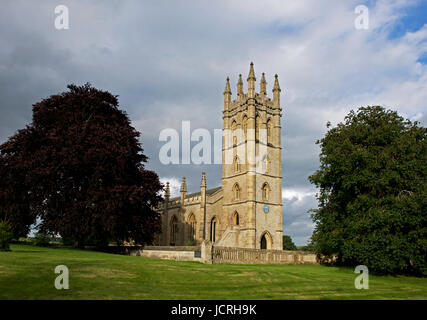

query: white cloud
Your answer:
[283,188,316,202]
[159,177,182,199]
[282,187,318,245]
[410,111,424,122]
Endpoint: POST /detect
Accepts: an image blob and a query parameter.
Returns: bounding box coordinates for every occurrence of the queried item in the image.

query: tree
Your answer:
[298,243,316,252]
[282,235,297,250]
[0,150,34,238]
[309,106,426,275]
[0,220,13,251]
[0,83,163,247]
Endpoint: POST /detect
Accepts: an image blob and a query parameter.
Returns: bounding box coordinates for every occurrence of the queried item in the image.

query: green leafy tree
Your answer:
[282,235,297,250]
[298,243,316,252]
[309,106,426,275]
[33,232,52,247]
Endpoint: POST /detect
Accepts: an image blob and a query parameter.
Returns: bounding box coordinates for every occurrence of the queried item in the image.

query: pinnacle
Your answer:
[224,77,231,94]
[273,74,281,92]
[247,62,256,81]
[201,171,207,187]
[180,177,187,192]
[261,72,266,83]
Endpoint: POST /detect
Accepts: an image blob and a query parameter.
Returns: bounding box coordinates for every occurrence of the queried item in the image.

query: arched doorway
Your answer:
[260,232,272,250]
[170,216,178,246]
[210,216,218,242]
[260,235,267,249]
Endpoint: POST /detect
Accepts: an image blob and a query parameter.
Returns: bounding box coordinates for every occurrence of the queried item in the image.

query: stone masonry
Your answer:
[155,63,283,250]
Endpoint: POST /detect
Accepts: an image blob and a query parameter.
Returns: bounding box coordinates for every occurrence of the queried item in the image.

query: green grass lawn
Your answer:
[0,244,426,300]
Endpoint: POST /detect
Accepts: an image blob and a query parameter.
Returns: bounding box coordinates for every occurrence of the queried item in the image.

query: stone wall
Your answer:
[108,242,321,265]
[212,246,319,265]
[108,245,202,262]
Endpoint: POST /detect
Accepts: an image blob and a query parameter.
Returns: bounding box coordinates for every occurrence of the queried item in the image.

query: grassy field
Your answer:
[0,244,426,300]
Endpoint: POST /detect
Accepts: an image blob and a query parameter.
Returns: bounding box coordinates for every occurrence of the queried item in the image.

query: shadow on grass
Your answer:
[6,249,49,253]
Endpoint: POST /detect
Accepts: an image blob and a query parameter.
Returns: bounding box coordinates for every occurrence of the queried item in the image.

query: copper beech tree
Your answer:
[0,84,162,247]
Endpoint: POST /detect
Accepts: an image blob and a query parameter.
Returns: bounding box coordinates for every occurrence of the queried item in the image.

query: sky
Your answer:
[0,0,426,245]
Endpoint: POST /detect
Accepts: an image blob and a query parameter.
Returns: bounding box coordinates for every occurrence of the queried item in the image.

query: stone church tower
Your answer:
[156,63,283,250]
[220,62,283,250]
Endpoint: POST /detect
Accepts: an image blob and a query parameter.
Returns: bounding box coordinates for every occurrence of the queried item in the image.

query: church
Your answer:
[156,63,283,250]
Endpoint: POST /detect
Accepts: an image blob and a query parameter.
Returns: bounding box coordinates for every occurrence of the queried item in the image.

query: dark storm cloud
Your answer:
[1,0,426,245]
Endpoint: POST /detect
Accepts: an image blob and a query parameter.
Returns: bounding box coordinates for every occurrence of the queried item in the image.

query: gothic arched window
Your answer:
[233,183,240,200]
[210,216,218,242]
[242,115,248,140]
[170,215,178,246]
[262,156,270,174]
[231,120,237,146]
[262,183,270,201]
[256,115,262,141]
[267,119,273,145]
[233,156,240,173]
[233,211,239,225]
[188,214,196,242]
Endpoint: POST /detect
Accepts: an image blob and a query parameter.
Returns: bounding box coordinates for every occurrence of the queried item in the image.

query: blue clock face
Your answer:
[264,204,269,213]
